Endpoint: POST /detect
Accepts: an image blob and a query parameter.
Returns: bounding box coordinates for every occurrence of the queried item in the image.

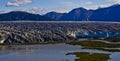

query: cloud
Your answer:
[47,8,71,13]
[85,4,111,10]
[6,0,32,7]
[7,2,20,6]
[107,0,120,3]
[21,7,71,15]
[85,2,93,4]
[22,7,48,15]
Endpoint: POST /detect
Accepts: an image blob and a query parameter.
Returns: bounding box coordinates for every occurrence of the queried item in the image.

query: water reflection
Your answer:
[0,45,40,56]
[0,45,38,51]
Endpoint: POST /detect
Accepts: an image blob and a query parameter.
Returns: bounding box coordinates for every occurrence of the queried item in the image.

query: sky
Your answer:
[0,0,120,14]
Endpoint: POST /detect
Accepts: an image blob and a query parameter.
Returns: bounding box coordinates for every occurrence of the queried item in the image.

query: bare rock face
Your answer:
[0,31,9,43]
[0,22,120,44]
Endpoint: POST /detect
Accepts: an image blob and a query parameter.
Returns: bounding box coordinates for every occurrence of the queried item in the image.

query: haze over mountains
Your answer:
[0,4,120,21]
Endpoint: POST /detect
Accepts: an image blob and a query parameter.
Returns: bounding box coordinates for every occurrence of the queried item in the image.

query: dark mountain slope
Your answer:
[90,4,120,21]
[0,11,52,21]
[44,11,66,20]
[60,8,91,21]
[44,4,120,21]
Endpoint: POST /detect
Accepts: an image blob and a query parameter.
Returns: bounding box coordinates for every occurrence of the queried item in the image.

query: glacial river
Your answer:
[0,43,119,61]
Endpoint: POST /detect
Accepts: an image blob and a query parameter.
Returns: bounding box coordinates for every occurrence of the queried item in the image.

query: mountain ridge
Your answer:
[0,4,120,21]
[44,4,120,21]
[0,11,53,21]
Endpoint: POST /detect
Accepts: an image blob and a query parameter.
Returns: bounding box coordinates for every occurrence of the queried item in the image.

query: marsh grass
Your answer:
[67,41,120,52]
[66,52,110,61]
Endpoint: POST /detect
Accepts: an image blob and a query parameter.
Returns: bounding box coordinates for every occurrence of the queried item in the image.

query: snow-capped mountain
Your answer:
[21,7,49,15]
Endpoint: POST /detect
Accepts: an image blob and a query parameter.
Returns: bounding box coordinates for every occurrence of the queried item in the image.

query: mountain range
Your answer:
[0,4,120,21]
[44,4,120,21]
[0,11,52,21]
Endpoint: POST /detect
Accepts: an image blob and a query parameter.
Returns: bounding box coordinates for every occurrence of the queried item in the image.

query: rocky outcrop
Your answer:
[0,22,120,44]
